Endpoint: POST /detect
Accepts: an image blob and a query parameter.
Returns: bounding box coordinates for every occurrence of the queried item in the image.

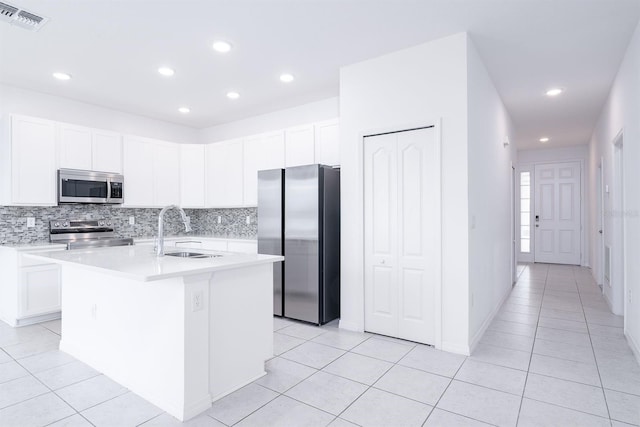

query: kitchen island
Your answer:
[27,245,283,421]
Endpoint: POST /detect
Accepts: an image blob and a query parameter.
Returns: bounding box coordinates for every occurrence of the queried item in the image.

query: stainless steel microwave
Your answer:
[58,169,124,204]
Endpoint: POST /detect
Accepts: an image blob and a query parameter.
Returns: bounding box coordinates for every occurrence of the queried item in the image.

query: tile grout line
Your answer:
[515,263,549,426]
[575,272,614,422]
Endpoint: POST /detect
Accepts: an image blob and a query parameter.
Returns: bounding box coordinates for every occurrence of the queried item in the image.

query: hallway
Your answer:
[0,265,639,426]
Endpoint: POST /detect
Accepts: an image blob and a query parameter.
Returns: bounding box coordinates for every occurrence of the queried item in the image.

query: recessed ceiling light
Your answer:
[178,107,190,114]
[539,137,550,143]
[280,73,294,83]
[53,72,71,81]
[226,91,240,100]
[546,88,564,97]
[158,67,175,77]
[212,40,232,53]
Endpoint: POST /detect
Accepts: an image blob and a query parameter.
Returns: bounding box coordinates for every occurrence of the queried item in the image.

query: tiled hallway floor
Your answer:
[1,264,639,426]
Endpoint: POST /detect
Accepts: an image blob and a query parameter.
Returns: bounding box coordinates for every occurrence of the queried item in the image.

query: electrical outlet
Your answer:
[628,289,633,303]
[192,290,204,312]
[129,216,135,225]
[217,215,222,224]
[26,217,35,228]
[91,304,97,320]
[246,216,251,225]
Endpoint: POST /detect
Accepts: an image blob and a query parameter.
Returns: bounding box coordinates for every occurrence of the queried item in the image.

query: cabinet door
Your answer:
[285,125,315,167]
[122,136,154,207]
[19,264,61,318]
[11,116,57,205]
[315,120,340,166]
[92,130,122,173]
[243,132,285,205]
[206,140,244,207]
[58,124,93,170]
[180,144,206,207]
[153,141,181,206]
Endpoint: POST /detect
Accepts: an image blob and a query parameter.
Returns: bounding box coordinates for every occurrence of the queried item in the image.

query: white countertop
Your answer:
[0,242,67,251]
[25,244,283,282]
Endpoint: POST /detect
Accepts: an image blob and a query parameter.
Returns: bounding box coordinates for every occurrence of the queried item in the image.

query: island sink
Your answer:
[165,251,221,259]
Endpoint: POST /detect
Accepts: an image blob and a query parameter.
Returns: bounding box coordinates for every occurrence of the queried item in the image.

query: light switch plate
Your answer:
[129,216,135,225]
[26,217,35,228]
[246,216,251,225]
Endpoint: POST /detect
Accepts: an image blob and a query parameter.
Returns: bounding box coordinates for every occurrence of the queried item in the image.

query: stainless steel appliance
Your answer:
[49,218,133,249]
[58,169,124,204]
[258,169,285,316]
[258,164,340,325]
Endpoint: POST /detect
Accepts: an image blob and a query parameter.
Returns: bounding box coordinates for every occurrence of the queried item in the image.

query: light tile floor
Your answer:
[1,264,639,426]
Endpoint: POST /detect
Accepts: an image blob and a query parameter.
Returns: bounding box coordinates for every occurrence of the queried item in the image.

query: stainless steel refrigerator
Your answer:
[258,164,340,325]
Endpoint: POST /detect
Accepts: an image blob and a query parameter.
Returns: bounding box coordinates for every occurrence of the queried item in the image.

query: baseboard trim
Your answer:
[338,319,363,333]
[441,341,470,356]
[625,331,640,366]
[468,285,512,355]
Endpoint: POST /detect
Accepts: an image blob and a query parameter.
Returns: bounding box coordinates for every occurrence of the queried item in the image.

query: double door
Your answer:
[364,127,439,345]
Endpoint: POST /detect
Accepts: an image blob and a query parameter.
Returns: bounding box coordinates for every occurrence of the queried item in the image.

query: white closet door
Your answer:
[364,127,438,345]
[364,133,398,337]
[534,161,581,265]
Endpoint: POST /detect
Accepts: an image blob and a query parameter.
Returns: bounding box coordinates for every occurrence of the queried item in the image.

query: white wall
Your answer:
[517,145,590,265]
[199,97,339,143]
[466,39,516,349]
[0,84,199,144]
[339,33,471,354]
[588,21,640,357]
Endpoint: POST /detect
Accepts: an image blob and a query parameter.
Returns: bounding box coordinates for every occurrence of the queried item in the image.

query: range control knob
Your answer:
[107,221,112,226]
[63,222,69,227]
[54,222,60,227]
[99,221,105,226]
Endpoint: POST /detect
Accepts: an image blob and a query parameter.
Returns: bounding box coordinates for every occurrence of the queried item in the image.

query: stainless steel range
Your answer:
[49,218,134,249]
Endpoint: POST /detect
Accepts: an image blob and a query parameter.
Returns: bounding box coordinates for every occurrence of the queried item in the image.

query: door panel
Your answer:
[534,161,581,265]
[364,127,437,345]
[284,165,320,324]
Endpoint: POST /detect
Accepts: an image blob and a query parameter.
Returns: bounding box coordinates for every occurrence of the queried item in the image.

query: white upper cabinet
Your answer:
[180,144,206,208]
[285,125,315,167]
[243,131,285,206]
[315,119,340,166]
[153,141,181,206]
[206,139,244,207]
[122,136,154,207]
[58,124,92,170]
[58,124,122,173]
[10,115,57,205]
[92,130,122,173]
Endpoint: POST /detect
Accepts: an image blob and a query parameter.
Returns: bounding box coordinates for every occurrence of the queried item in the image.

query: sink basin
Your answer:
[165,252,221,259]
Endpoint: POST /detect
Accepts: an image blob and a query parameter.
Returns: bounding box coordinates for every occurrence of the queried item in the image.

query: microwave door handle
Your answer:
[106,179,111,202]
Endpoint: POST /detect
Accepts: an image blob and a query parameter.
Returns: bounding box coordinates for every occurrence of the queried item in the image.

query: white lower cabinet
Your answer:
[20,265,61,318]
[0,246,65,326]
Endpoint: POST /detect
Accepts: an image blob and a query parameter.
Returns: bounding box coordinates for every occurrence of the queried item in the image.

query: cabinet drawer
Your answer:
[19,249,66,267]
[19,264,61,318]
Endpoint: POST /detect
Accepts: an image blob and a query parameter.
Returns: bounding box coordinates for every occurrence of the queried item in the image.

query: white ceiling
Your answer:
[1,0,639,149]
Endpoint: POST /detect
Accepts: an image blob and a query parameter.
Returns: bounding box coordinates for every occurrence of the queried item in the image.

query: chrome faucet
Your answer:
[156,205,192,257]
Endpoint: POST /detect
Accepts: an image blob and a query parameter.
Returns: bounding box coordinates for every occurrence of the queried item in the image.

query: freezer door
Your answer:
[284,165,320,324]
[258,169,284,316]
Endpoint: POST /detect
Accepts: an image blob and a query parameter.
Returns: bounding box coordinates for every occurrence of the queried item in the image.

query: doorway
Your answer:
[533,161,582,265]
[363,126,440,345]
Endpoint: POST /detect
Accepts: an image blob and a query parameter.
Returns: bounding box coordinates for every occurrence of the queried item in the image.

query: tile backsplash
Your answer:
[0,205,257,244]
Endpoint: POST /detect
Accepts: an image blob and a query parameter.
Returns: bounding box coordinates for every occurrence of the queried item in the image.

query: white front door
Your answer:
[534,161,581,265]
[364,127,439,345]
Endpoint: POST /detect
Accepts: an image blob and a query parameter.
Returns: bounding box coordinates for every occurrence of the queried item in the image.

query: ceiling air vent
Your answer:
[0,2,48,31]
